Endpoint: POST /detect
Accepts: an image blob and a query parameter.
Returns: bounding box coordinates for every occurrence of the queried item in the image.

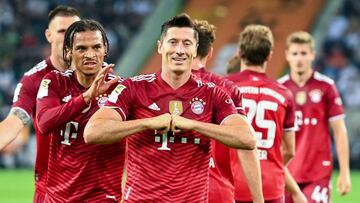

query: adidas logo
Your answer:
[148,102,160,111]
[62,95,72,103]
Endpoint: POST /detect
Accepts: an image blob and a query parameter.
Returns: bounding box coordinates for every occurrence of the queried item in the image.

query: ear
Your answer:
[266,50,273,62]
[207,47,214,60]
[65,49,72,65]
[45,29,51,43]
[157,40,162,54]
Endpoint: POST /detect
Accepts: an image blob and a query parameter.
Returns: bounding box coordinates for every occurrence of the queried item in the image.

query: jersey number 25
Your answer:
[242,98,277,148]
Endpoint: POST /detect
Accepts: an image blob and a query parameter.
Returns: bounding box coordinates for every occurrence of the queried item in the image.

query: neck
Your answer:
[191,57,207,70]
[161,69,191,89]
[76,71,96,88]
[290,68,313,87]
[241,63,266,73]
[50,54,67,72]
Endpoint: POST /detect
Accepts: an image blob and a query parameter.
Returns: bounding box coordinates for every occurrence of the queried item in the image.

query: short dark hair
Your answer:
[63,19,109,67]
[48,5,80,24]
[159,13,198,42]
[194,19,216,59]
[239,24,273,66]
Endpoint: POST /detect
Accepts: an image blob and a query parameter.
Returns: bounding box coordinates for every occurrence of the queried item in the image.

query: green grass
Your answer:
[0,169,34,203]
[0,169,359,202]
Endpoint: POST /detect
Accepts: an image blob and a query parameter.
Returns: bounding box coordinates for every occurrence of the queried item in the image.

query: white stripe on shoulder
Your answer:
[284,126,296,132]
[24,60,48,76]
[277,74,290,84]
[53,69,73,77]
[130,73,156,82]
[328,114,345,122]
[313,71,334,84]
[103,106,127,120]
[220,114,242,125]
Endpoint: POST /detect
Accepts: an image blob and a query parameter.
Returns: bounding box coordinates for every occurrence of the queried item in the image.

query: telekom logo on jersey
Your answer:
[155,132,202,151]
[295,110,318,128]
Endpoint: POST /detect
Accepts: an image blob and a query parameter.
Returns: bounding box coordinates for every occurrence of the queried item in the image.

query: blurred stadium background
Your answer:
[1,0,360,201]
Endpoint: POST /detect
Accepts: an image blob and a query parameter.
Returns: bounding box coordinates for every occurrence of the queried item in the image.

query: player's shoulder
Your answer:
[271,78,291,92]
[194,77,217,90]
[119,73,157,89]
[21,60,53,82]
[128,73,157,84]
[224,72,242,82]
[42,70,74,86]
[47,69,74,78]
[312,71,335,85]
[277,74,290,84]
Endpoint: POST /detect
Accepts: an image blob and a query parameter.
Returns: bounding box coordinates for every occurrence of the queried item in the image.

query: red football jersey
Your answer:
[36,70,125,202]
[278,71,345,183]
[105,72,238,203]
[192,67,245,203]
[11,58,55,195]
[226,70,296,201]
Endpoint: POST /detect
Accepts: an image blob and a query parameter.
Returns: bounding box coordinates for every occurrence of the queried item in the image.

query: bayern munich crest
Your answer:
[190,97,206,115]
[309,89,323,103]
[96,94,108,107]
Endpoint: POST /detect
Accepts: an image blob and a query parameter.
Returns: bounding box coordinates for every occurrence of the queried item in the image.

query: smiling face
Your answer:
[286,43,315,75]
[158,27,198,75]
[68,30,106,77]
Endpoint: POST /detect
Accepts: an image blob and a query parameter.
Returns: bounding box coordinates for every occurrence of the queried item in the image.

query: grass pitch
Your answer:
[0,169,359,202]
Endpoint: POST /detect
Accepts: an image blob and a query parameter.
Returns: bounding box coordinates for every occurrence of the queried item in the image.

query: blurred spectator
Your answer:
[0,0,158,168]
[320,39,360,108]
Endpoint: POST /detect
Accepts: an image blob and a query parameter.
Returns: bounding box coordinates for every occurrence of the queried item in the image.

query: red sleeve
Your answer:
[284,90,296,131]
[326,83,345,120]
[212,86,238,124]
[209,73,245,115]
[11,75,37,119]
[105,79,133,120]
[36,72,87,135]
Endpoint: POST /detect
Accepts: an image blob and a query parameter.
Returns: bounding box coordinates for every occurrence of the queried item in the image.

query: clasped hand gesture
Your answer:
[148,113,195,134]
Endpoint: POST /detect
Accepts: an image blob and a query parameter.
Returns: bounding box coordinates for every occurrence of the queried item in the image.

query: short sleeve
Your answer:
[11,75,37,119]
[212,86,238,124]
[105,79,133,120]
[326,83,345,120]
[284,90,296,131]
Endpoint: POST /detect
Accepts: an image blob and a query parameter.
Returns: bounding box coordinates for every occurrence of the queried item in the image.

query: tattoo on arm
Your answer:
[9,108,31,125]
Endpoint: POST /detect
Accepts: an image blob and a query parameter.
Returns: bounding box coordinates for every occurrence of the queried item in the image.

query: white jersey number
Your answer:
[60,121,79,145]
[311,185,328,203]
[242,98,277,148]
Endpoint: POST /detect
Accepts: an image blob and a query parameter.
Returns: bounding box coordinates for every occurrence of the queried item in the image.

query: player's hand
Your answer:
[148,113,172,134]
[291,191,308,203]
[93,64,119,94]
[337,171,351,195]
[170,115,194,133]
[83,64,119,103]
